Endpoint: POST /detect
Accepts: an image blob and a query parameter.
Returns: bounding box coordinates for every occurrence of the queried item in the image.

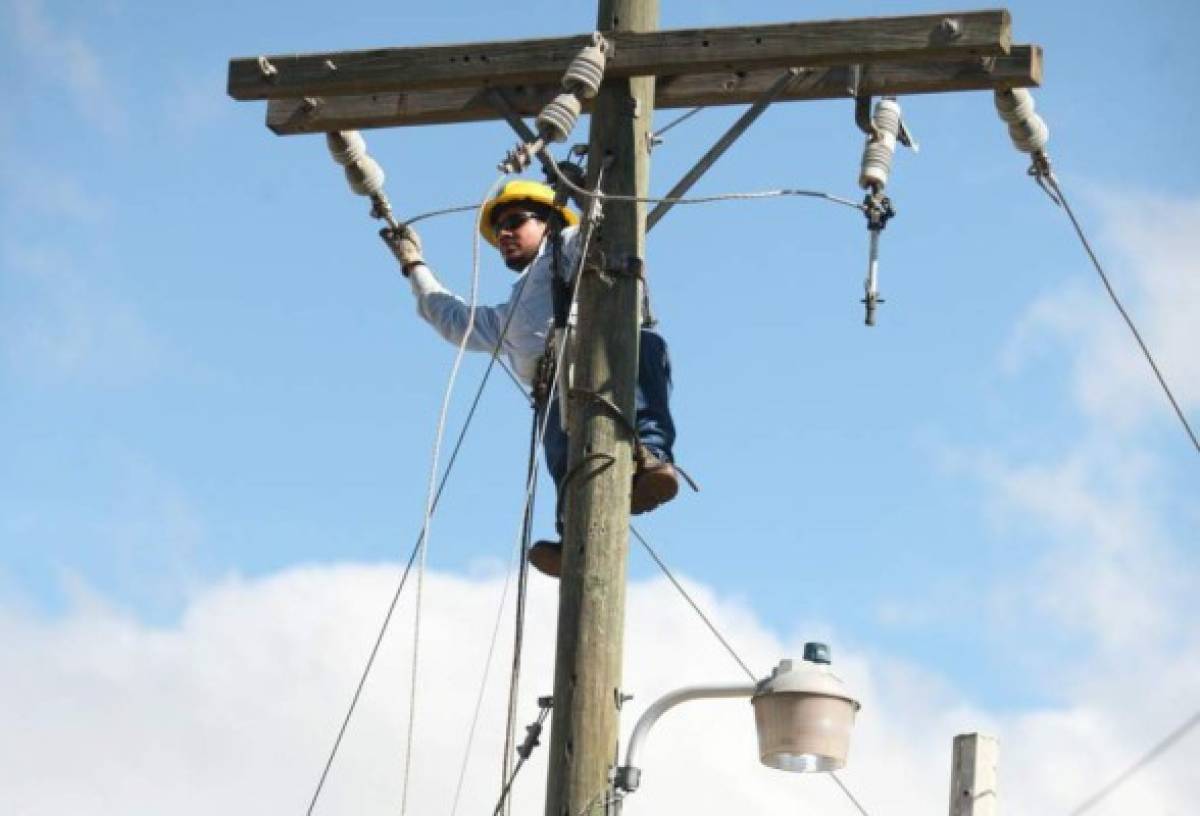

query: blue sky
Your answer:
[2,1,1198,814]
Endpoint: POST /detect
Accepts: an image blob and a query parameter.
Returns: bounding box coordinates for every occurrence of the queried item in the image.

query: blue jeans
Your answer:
[542,329,676,512]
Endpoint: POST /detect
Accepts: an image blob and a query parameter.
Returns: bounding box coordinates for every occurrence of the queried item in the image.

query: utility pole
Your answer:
[543,3,656,815]
[949,733,999,816]
[226,8,1040,812]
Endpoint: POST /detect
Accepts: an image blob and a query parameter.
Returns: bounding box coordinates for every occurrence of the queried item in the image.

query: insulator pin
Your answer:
[536,93,582,143]
[326,130,367,166]
[994,88,1050,153]
[344,155,386,197]
[562,43,606,99]
[858,98,902,191]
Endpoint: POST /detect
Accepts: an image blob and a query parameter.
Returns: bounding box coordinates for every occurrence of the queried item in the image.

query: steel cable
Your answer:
[306,179,541,816]
[629,525,756,683]
[1067,709,1200,816]
[1042,173,1199,454]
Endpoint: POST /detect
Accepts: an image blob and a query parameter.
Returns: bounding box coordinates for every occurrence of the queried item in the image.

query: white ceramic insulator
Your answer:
[562,44,606,99]
[858,98,902,191]
[344,155,385,197]
[536,93,582,143]
[994,88,1050,153]
[327,130,367,166]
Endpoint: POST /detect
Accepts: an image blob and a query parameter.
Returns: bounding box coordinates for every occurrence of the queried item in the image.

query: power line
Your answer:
[1043,173,1199,455]
[629,524,756,682]
[629,525,876,816]
[830,771,873,816]
[305,189,542,815]
[401,174,507,816]
[651,105,705,140]
[1067,709,1200,816]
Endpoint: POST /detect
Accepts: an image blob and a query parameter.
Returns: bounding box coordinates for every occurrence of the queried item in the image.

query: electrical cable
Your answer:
[402,203,480,226]
[492,706,551,816]
[304,539,419,816]
[545,156,865,212]
[416,176,605,816]
[1067,709,1200,816]
[1041,173,1199,454]
[305,315,526,816]
[491,172,607,816]
[629,524,876,816]
[652,106,705,140]
[628,525,756,683]
[497,411,541,816]
[448,533,522,816]
[401,174,509,816]
[830,771,874,816]
[397,183,863,236]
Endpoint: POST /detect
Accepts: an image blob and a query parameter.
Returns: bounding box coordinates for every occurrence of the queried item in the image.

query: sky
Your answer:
[1,0,1197,814]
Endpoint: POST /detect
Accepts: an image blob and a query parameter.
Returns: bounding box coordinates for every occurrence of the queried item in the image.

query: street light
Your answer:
[617,642,860,793]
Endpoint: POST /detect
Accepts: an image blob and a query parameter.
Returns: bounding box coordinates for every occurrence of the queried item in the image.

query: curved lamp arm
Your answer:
[618,682,757,792]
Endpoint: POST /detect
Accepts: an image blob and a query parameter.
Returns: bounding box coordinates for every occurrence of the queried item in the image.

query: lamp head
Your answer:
[751,644,860,773]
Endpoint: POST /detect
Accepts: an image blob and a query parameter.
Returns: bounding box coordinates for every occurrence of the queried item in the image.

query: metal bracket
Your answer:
[852,81,919,152]
[646,67,804,233]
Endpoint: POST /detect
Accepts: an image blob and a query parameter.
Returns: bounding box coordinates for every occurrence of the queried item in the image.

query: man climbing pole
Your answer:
[381,180,679,578]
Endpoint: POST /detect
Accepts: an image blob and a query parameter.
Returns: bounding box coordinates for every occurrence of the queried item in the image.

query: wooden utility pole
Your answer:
[227,9,1041,813]
[544,4,655,815]
[949,733,999,816]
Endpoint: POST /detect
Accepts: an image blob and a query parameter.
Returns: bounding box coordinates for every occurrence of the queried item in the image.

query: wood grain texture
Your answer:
[229,9,1012,100]
[262,47,1040,134]
[544,2,654,816]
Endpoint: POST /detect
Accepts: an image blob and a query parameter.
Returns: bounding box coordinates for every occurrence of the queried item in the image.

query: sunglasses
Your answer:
[493,210,544,234]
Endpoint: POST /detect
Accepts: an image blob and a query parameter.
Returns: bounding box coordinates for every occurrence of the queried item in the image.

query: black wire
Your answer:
[830,772,874,816]
[499,409,541,815]
[628,525,756,682]
[1044,173,1199,455]
[493,707,550,816]
[1068,709,1200,816]
[305,249,540,816]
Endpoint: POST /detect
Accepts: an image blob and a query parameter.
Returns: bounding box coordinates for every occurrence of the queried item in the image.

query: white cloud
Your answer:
[912,190,1200,814]
[1003,191,1200,433]
[8,0,125,135]
[1,564,1194,816]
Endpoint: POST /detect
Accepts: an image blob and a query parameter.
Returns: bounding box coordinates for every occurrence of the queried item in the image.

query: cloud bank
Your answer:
[2,558,1194,816]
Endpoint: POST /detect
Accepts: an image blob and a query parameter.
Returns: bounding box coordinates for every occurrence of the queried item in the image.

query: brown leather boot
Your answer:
[528,540,563,578]
[631,450,679,515]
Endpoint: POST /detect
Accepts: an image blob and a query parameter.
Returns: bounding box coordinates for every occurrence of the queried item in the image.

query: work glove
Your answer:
[380,224,424,276]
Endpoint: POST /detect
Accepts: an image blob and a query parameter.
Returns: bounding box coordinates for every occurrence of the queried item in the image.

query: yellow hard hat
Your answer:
[479,180,579,247]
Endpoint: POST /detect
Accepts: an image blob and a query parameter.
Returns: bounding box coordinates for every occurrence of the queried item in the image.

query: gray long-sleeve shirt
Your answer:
[406,227,580,384]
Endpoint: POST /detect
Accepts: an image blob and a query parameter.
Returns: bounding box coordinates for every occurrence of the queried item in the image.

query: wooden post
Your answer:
[543,1,656,815]
[949,733,999,816]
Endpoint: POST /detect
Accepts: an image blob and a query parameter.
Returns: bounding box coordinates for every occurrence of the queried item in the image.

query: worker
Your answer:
[381,180,679,578]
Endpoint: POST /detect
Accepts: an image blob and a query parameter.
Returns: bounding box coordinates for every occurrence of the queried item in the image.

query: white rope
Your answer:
[448,549,518,816]
[450,188,604,816]
[400,173,509,816]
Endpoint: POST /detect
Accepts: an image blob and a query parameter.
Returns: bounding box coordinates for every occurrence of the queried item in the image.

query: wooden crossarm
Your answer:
[262,46,1040,134]
[228,9,1012,101]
